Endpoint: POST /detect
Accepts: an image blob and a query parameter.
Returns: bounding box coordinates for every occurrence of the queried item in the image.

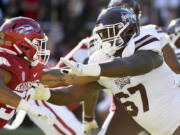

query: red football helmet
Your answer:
[0,16,50,66]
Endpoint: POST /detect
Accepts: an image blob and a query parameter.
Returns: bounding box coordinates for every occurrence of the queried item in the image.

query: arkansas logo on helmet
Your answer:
[0,17,50,66]
[15,25,35,34]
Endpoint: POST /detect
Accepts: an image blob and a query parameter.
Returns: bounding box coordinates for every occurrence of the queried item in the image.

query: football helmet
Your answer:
[0,17,50,66]
[167,18,180,48]
[108,0,141,23]
[93,7,138,56]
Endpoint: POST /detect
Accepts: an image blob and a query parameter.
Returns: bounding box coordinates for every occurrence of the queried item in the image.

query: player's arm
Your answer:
[0,68,51,118]
[162,44,180,74]
[83,92,100,134]
[41,68,99,87]
[62,50,163,77]
[48,82,102,133]
[0,68,21,107]
[99,50,163,77]
[48,82,103,105]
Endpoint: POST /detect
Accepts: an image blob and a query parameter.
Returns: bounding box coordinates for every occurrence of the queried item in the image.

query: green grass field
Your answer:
[0,128,44,135]
[0,128,99,135]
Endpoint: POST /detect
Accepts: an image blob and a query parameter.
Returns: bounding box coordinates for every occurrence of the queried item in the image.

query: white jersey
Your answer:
[89,25,180,135]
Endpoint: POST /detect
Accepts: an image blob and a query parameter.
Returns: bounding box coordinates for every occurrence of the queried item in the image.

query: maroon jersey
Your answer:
[0,50,44,128]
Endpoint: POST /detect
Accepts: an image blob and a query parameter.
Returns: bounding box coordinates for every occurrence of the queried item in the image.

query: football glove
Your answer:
[60,58,101,76]
[30,83,51,101]
[83,118,98,135]
[83,116,98,135]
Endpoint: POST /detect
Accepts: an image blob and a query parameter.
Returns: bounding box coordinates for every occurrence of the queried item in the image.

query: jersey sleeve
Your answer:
[135,36,163,54]
[135,25,169,54]
[152,25,169,47]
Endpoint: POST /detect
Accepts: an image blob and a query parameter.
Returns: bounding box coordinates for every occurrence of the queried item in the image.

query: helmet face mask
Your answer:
[93,7,138,56]
[24,35,50,65]
[0,17,50,66]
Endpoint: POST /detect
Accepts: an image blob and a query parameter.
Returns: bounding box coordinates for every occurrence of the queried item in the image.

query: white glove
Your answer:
[60,58,101,76]
[83,119,98,135]
[17,99,52,123]
[30,83,51,101]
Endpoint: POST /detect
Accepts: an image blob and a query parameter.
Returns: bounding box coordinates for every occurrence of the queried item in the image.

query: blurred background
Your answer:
[0,0,179,65]
[0,0,179,135]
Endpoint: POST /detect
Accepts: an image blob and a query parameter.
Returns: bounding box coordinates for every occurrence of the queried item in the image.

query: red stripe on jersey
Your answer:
[0,118,8,128]
[35,100,40,106]
[41,101,76,135]
[53,124,67,135]
[81,44,88,49]
[135,38,159,51]
[26,95,30,101]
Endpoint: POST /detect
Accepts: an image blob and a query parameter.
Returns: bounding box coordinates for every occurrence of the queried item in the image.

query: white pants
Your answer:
[28,100,82,135]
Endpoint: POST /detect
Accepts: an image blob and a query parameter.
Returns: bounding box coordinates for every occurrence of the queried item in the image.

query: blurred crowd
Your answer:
[0,0,179,64]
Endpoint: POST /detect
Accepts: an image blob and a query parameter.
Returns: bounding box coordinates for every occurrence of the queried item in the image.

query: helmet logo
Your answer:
[15,25,34,34]
[121,14,136,22]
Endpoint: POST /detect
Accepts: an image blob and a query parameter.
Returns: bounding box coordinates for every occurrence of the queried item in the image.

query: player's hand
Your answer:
[17,99,53,123]
[83,119,98,135]
[60,58,101,76]
[30,83,51,101]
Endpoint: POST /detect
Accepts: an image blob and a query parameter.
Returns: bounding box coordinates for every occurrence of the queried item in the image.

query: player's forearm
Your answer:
[83,91,99,117]
[162,44,180,74]
[41,68,68,86]
[42,68,99,86]
[99,50,163,77]
[48,86,83,105]
[0,85,21,107]
[48,82,103,106]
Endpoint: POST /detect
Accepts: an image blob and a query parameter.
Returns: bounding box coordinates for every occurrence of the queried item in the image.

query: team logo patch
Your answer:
[114,77,131,89]
[15,25,34,34]
[0,57,11,66]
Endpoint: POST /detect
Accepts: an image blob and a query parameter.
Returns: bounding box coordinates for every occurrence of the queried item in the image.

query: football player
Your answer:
[25,38,92,135]
[97,0,180,134]
[45,7,180,135]
[0,16,86,135]
[4,37,93,135]
[0,17,52,129]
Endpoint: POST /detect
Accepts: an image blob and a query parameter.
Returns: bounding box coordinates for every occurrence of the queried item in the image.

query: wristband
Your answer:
[82,64,101,76]
[84,115,95,122]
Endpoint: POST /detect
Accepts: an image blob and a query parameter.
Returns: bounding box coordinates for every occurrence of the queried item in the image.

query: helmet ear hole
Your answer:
[21,45,29,51]
[12,24,17,29]
[126,30,134,36]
